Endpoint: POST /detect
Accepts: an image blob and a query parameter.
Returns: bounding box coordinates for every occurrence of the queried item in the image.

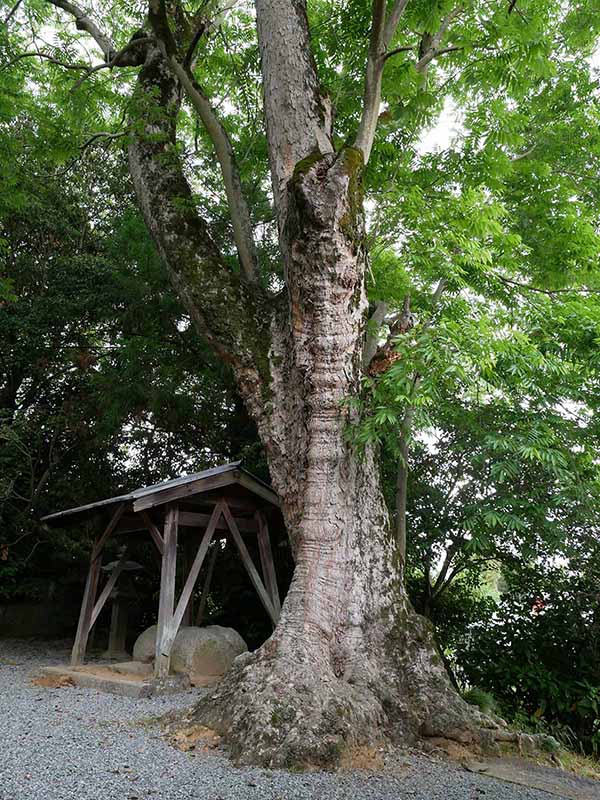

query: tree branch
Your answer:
[355,0,410,163]
[42,0,268,407]
[362,300,388,371]
[146,0,258,283]
[392,278,447,569]
[383,0,411,45]
[168,63,259,283]
[496,275,600,296]
[80,130,127,151]
[415,7,463,73]
[46,0,115,60]
[69,36,154,92]
[70,36,154,92]
[127,45,270,419]
[2,0,24,25]
[254,0,333,228]
[1,50,90,72]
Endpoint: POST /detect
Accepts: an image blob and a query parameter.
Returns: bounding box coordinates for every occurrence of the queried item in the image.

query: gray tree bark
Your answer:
[124,3,493,769]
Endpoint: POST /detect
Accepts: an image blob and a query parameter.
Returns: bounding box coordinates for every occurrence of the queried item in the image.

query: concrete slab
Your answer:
[35,664,190,698]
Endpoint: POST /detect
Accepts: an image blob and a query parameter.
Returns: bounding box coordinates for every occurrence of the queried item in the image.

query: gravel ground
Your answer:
[0,639,563,800]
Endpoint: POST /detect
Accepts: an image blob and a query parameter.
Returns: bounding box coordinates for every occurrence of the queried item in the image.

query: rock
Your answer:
[132,624,248,680]
[132,624,157,663]
[171,625,247,679]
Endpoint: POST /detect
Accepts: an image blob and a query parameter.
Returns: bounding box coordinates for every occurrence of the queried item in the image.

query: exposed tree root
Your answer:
[177,608,512,769]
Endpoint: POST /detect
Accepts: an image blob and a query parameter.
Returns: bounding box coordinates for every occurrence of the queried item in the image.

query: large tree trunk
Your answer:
[126,12,492,771]
[187,150,490,766]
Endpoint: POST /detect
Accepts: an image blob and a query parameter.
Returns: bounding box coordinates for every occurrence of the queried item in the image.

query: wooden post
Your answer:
[181,536,195,627]
[256,511,281,616]
[70,503,125,666]
[161,503,223,657]
[71,555,102,666]
[222,501,279,626]
[195,542,218,625]
[154,504,179,679]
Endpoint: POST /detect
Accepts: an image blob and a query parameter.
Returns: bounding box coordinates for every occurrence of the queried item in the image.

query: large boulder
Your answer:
[132,624,247,679]
[171,625,247,678]
[132,624,157,663]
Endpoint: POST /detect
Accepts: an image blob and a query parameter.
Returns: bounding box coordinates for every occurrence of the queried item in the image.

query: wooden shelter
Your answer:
[42,462,282,680]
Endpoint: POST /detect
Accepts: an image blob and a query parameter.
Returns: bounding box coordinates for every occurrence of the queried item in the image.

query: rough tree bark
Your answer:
[49,0,497,768]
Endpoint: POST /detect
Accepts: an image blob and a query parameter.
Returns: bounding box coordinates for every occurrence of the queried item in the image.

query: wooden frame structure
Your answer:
[42,463,282,679]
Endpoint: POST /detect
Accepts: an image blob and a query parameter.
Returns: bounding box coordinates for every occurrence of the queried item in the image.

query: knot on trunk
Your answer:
[288,148,364,236]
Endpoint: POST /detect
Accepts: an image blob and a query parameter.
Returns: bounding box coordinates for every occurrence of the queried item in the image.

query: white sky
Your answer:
[418,43,600,155]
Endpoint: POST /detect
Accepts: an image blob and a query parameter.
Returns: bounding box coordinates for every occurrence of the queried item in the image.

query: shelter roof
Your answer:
[41,462,278,523]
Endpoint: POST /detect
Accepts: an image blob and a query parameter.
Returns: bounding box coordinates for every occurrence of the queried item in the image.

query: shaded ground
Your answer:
[1,638,598,800]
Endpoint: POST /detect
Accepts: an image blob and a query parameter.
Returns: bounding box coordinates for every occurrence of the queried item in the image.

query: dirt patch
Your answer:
[339,744,386,771]
[169,724,221,754]
[31,674,75,689]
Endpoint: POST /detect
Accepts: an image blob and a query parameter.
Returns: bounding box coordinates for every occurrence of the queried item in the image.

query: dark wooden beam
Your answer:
[116,510,257,534]
[179,510,256,532]
[71,503,126,666]
[139,510,165,554]
[236,471,280,507]
[133,473,235,512]
[195,543,219,625]
[131,469,279,513]
[71,554,102,666]
[90,551,127,627]
[222,501,278,626]
[91,502,125,560]
[256,510,281,616]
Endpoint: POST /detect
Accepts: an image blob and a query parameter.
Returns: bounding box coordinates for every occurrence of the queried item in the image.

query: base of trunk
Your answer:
[184,605,499,768]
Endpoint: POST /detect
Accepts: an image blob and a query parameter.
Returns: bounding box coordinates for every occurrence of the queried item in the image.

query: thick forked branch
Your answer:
[170,62,259,283]
[254,0,333,229]
[147,0,259,283]
[355,0,409,162]
[43,0,267,388]
[148,0,259,283]
[128,46,270,418]
[355,2,462,161]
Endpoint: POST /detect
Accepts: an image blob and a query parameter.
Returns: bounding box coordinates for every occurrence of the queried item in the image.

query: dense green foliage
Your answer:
[1,0,599,754]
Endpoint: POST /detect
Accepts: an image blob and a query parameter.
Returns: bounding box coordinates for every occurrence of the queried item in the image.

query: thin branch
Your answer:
[362,300,388,370]
[2,50,89,72]
[383,44,415,61]
[511,144,537,161]
[80,130,127,151]
[3,0,24,25]
[497,275,600,296]
[69,36,154,92]
[46,0,115,60]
